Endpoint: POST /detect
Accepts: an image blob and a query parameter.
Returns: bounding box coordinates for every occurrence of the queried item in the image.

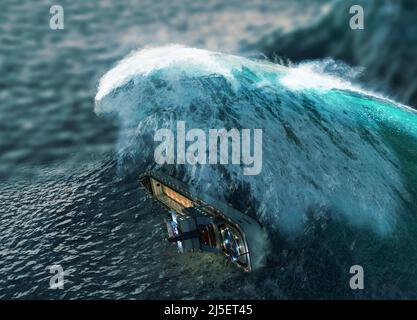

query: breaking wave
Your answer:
[95,45,417,237]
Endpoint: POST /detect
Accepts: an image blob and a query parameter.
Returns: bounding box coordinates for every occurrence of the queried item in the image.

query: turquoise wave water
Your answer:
[95,46,417,237]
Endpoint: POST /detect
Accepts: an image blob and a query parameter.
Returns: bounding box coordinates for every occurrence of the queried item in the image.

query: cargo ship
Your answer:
[139,171,268,271]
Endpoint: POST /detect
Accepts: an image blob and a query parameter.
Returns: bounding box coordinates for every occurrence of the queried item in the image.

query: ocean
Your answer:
[1,0,417,299]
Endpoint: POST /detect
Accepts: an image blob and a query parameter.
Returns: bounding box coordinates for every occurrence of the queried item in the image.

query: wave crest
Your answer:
[95,45,417,236]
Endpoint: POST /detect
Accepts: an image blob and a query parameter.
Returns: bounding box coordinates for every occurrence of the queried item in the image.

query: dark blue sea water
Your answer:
[1,0,417,299]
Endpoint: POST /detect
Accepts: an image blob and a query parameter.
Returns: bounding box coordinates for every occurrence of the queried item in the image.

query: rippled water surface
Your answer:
[2,0,417,299]
[1,0,318,299]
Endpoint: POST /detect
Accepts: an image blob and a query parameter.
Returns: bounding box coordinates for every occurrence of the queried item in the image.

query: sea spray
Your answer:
[95,45,417,236]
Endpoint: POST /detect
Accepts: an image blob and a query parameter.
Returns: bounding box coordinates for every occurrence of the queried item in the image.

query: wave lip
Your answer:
[95,45,284,103]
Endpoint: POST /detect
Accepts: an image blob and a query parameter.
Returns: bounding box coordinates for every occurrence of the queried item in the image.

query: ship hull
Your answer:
[139,171,268,271]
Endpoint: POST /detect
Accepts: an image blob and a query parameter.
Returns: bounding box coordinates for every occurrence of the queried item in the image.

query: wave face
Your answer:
[95,46,417,237]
